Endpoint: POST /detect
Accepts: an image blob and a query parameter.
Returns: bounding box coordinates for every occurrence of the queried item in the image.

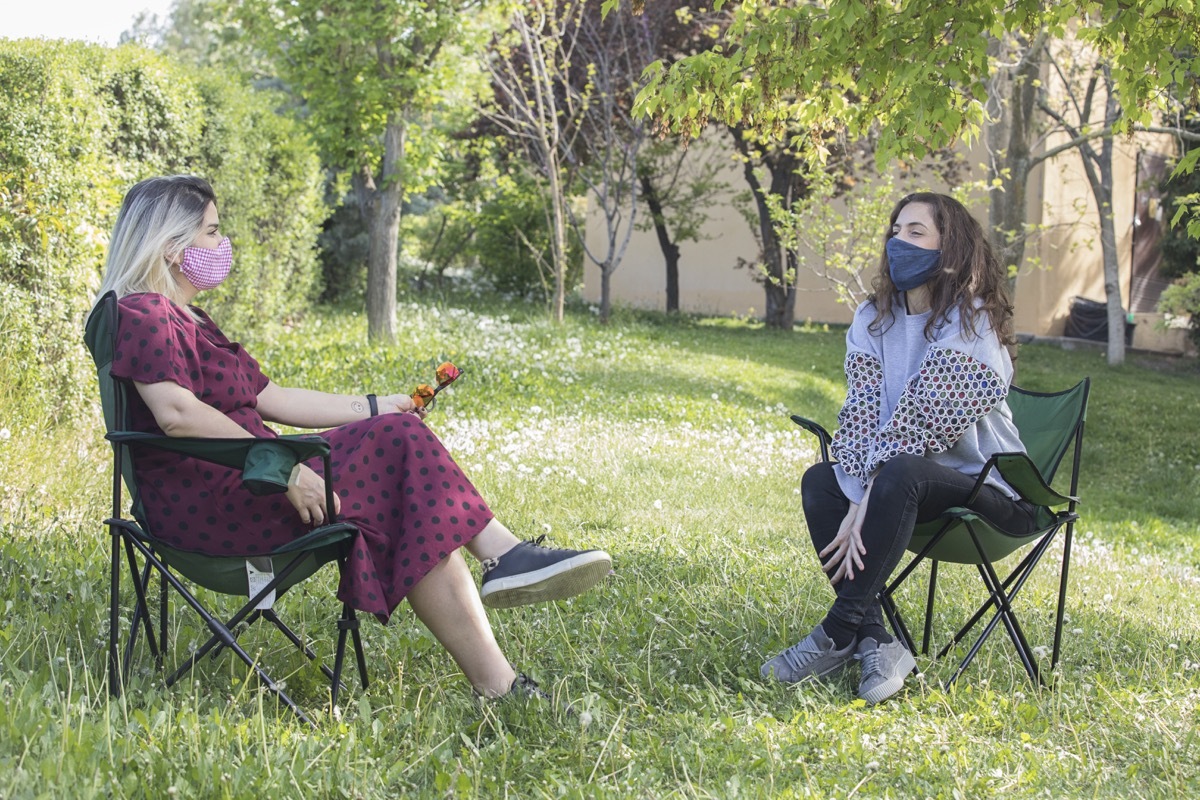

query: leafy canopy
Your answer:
[623,1,1200,173]
[236,0,482,187]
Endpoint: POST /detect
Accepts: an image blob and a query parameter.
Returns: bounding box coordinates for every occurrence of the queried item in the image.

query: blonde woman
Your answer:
[94,175,611,701]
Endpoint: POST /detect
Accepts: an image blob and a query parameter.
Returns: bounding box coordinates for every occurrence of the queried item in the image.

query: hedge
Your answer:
[0,39,325,431]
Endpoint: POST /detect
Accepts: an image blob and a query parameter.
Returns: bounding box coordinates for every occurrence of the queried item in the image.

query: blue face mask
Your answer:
[886,236,942,291]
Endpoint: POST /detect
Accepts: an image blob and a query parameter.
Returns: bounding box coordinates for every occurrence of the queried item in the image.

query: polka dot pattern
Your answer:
[110,293,491,624]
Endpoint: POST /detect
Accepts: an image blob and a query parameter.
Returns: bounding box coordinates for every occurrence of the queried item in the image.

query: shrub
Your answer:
[0,39,325,429]
[468,172,582,299]
[1158,271,1200,348]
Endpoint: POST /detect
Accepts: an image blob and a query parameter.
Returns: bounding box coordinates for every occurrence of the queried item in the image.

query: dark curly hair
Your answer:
[868,192,1015,347]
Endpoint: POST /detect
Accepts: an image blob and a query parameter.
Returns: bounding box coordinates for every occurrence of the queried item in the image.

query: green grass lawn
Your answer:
[1,293,1198,798]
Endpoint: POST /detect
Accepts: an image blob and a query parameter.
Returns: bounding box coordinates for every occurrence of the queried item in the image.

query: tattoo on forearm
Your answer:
[351,400,365,415]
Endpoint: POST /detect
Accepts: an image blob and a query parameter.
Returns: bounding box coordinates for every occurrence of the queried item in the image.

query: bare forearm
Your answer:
[259,386,372,429]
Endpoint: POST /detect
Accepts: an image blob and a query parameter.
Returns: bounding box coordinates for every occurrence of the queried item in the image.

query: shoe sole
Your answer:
[858,649,917,704]
[480,552,613,609]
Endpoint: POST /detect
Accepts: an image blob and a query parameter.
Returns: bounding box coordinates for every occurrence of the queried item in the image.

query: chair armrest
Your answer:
[105,432,331,495]
[993,452,1077,508]
[790,415,833,462]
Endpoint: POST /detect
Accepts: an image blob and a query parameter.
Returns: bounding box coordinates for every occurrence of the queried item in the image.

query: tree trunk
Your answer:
[639,170,680,312]
[600,262,612,323]
[987,32,1044,289]
[1097,154,1126,366]
[362,115,405,344]
[733,129,800,330]
[547,160,567,324]
[1094,87,1125,366]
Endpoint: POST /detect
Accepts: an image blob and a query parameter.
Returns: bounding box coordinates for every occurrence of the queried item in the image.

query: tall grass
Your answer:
[0,294,1197,798]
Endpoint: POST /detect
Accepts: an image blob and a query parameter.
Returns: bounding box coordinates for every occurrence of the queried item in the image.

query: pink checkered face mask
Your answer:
[178,237,233,290]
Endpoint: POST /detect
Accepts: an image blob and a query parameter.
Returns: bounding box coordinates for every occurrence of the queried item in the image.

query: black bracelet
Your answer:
[366,394,378,417]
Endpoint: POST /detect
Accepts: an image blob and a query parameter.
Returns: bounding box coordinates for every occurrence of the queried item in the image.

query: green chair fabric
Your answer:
[84,291,369,725]
[790,379,1089,687]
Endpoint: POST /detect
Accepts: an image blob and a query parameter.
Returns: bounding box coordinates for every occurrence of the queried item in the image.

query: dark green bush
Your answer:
[0,39,325,429]
[1157,118,1200,346]
[469,172,582,299]
[317,188,369,305]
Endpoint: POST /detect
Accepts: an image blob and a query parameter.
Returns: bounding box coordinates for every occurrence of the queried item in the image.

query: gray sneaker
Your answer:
[856,638,917,704]
[760,624,857,684]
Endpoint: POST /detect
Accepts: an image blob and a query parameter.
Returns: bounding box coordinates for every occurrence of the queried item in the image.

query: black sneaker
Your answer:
[488,672,578,717]
[479,535,612,609]
[505,672,553,702]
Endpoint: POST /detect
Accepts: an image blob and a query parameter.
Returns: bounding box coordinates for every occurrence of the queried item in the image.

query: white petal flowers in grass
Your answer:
[7,292,1200,799]
[438,414,818,482]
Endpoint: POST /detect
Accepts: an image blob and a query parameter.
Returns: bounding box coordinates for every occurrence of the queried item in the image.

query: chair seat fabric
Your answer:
[910,505,1060,565]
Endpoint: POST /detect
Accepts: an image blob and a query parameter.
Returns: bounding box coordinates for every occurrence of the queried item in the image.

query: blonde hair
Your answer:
[95,175,216,308]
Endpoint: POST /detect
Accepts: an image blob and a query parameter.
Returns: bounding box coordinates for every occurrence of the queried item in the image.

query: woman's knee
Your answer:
[871,455,926,498]
[800,460,838,498]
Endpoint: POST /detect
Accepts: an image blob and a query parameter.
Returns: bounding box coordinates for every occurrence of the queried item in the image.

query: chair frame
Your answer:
[89,293,369,727]
[791,379,1088,688]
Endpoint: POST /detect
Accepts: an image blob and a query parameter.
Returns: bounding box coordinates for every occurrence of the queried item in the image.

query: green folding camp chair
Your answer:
[790,379,1089,687]
[84,292,369,726]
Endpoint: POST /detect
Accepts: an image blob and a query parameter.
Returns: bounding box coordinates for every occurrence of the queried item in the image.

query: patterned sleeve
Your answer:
[830,350,883,479]
[864,346,1008,473]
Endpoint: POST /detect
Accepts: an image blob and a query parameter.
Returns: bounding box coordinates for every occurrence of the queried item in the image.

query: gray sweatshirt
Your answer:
[831,297,1026,504]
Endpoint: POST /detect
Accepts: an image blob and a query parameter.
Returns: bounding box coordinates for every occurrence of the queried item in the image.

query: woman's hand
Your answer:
[286,464,341,526]
[819,479,874,584]
[376,392,428,419]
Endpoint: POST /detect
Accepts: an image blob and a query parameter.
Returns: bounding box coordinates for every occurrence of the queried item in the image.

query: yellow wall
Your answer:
[583,131,1191,353]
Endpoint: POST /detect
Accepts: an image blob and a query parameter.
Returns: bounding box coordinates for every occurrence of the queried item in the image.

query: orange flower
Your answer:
[436,361,462,386]
[411,384,435,408]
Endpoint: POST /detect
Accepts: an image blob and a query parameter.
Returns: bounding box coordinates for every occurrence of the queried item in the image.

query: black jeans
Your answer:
[801,455,1041,634]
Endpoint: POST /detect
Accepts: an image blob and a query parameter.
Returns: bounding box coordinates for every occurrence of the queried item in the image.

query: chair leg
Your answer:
[350,608,369,691]
[1052,521,1076,669]
[936,527,1062,666]
[123,541,314,727]
[158,569,169,670]
[945,527,1043,687]
[109,526,122,699]
[331,605,355,710]
[261,609,342,686]
[122,561,152,680]
[880,590,917,656]
[922,560,938,655]
[979,558,1042,685]
[123,540,162,661]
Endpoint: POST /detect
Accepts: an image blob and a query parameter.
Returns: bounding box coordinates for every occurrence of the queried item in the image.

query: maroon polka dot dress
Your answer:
[109,293,492,623]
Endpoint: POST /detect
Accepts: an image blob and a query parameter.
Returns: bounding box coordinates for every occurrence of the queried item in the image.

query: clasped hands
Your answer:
[288,392,426,525]
[819,478,874,585]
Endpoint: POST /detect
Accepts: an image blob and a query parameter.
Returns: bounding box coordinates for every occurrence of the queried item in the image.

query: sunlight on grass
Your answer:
[0,293,1197,798]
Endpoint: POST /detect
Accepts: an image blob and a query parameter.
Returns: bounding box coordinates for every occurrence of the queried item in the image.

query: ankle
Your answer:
[471,665,518,698]
[857,624,893,645]
[467,519,520,561]
[818,614,858,650]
